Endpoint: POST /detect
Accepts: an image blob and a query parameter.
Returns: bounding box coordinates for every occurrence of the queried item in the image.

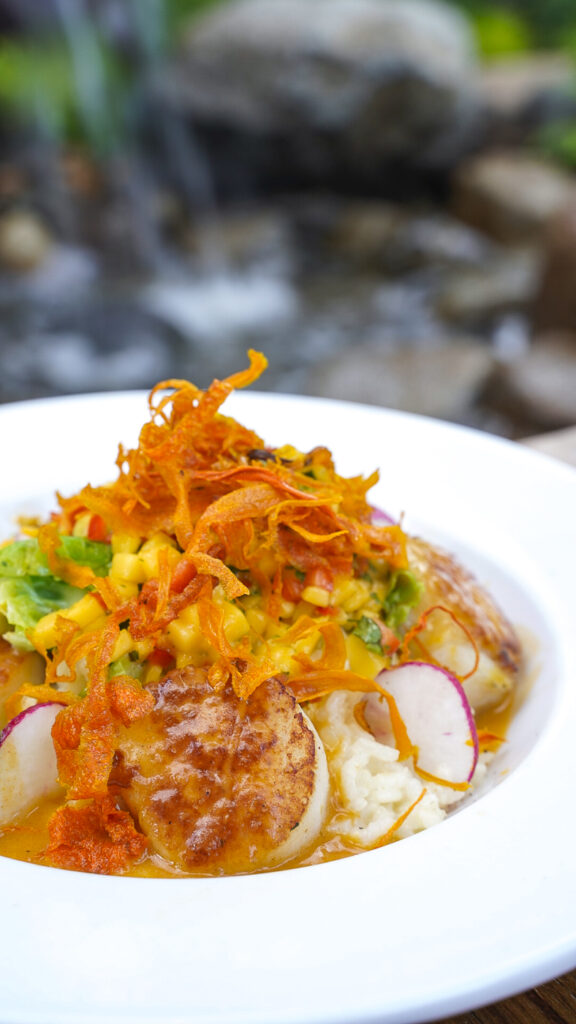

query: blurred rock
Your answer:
[182,208,293,274]
[479,54,576,146]
[485,332,576,430]
[308,201,490,274]
[172,0,481,197]
[436,253,538,325]
[0,208,53,273]
[452,152,576,245]
[306,339,494,421]
[1,300,189,398]
[532,201,576,333]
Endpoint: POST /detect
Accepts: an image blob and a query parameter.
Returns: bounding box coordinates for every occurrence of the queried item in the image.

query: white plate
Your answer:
[1,390,575,1024]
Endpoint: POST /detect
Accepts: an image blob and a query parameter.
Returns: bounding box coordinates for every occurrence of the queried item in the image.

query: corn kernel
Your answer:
[292,631,321,657]
[221,603,249,643]
[275,444,303,461]
[302,585,331,608]
[245,607,268,635]
[264,618,288,641]
[111,533,141,555]
[332,578,371,614]
[267,643,300,674]
[110,551,147,584]
[257,551,277,577]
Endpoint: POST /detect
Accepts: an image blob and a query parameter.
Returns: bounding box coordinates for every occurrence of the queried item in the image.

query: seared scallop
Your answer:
[406,536,522,712]
[112,668,329,875]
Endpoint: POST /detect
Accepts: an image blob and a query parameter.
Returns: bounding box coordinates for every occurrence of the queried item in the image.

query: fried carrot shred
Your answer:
[400,604,480,681]
[289,672,414,761]
[19,350,460,872]
[477,729,506,752]
[45,795,147,874]
[37,521,96,590]
[370,788,427,849]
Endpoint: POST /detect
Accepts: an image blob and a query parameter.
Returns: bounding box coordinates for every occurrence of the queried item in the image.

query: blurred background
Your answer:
[1,0,576,437]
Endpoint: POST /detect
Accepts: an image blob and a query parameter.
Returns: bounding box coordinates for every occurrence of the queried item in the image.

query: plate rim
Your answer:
[0,388,575,1024]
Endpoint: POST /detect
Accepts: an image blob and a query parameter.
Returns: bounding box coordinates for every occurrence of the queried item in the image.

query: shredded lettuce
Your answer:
[0,536,111,579]
[108,653,143,681]
[0,535,111,651]
[0,577,86,651]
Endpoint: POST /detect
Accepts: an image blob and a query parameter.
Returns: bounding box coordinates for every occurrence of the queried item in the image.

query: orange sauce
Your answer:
[0,693,520,877]
[0,649,530,877]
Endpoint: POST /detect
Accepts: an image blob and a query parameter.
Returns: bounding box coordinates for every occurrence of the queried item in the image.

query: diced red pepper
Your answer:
[305,565,334,591]
[282,568,305,603]
[87,514,108,542]
[148,647,175,668]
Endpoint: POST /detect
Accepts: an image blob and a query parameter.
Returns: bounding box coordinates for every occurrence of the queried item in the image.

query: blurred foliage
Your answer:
[451,0,576,54]
[539,121,576,171]
[165,0,223,34]
[0,37,126,153]
[0,0,223,154]
[472,9,532,57]
[1,0,576,157]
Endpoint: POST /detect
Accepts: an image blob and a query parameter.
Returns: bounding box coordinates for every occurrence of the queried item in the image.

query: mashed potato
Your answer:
[309,691,489,848]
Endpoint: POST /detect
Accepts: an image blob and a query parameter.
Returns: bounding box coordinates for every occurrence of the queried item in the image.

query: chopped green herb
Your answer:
[383,570,422,630]
[353,615,383,654]
[108,653,143,681]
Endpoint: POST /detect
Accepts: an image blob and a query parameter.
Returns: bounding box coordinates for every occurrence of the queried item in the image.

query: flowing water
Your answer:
[0,1,535,436]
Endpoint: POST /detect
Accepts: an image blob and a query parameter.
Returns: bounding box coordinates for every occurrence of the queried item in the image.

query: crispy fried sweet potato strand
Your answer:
[40,351,417,869]
[53,352,408,708]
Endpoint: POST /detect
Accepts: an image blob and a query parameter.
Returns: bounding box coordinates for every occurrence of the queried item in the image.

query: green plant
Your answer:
[0,0,225,155]
[473,9,532,57]
[450,0,576,52]
[539,121,576,171]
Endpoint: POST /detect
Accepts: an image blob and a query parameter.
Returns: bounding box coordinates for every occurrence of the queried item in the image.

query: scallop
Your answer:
[406,536,522,713]
[112,668,329,875]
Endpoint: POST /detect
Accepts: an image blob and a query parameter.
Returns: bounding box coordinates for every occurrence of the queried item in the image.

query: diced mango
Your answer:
[345,633,385,680]
[111,533,141,555]
[72,512,91,538]
[32,594,106,649]
[112,629,134,661]
[139,543,180,580]
[64,593,104,629]
[110,551,148,584]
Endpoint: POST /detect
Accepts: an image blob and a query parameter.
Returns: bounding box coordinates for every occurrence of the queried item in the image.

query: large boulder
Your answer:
[532,200,576,333]
[452,152,576,245]
[169,0,482,197]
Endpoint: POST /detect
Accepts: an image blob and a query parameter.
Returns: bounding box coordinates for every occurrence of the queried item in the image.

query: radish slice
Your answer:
[372,662,479,786]
[370,505,396,525]
[0,703,62,826]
